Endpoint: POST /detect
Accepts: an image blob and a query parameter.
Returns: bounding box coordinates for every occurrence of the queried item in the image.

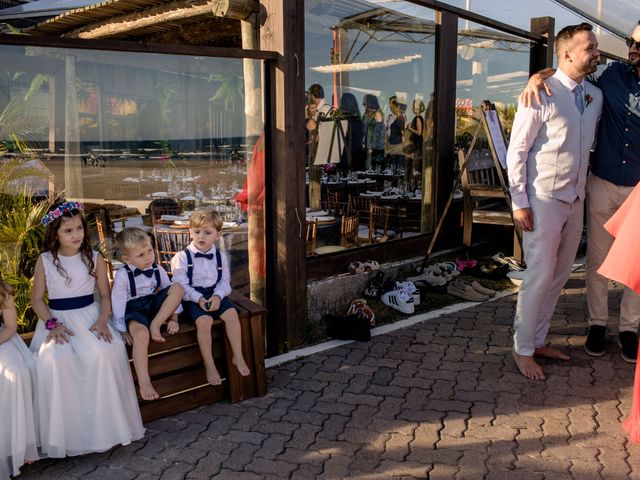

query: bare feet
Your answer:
[534,346,570,360]
[205,363,224,386]
[149,320,165,343]
[512,351,545,380]
[232,356,251,376]
[139,380,160,401]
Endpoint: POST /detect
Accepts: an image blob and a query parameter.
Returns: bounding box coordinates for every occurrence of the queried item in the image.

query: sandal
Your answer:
[437,261,460,277]
[348,261,366,275]
[455,257,478,272]
[363,271,385,298]
[363,260,380,272]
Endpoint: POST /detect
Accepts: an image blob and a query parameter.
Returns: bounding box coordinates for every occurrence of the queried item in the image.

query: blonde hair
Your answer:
[413,99,425,114]
[115,227,151,256]
[190,208,223,230]
[0,273,14,310]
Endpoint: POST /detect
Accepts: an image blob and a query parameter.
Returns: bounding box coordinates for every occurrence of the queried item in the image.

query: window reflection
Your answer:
[305,1,436,255]
[0,44,265,303]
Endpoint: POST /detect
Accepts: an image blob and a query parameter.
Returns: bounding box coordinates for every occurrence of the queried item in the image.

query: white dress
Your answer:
[0,324,38,478]
[29,251,145,458]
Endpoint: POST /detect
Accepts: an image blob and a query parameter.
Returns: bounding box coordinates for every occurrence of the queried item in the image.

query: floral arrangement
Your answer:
[585,94,593,107]
[40,201,83,226]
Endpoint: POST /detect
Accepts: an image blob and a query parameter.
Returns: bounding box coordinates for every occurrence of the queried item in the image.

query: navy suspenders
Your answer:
[184,248,223,289]
[124,264,161,298]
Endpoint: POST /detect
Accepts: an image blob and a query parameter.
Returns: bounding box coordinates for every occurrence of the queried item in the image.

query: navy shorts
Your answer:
[181,294,236,325]
[125,286,170,330]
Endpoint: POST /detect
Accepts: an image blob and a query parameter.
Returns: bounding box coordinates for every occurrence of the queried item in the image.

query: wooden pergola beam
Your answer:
[65,0,258,39]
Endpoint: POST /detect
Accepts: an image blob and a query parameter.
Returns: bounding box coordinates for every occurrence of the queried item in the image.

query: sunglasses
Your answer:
[626,37,640,49]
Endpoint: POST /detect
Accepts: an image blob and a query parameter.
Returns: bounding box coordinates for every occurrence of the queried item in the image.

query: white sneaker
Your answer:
[396,281,420,305]
[381,289,415,314]
[407,266,447,287]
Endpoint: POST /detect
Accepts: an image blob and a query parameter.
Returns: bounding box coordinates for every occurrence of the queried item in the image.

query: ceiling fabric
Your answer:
[552,0,638,38]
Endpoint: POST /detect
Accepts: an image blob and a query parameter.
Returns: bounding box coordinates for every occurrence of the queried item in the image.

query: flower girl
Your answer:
[29,201,144,458]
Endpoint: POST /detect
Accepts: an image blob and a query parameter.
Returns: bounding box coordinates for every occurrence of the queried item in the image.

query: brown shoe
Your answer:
[471,280,496,297]
[447,280,490,302]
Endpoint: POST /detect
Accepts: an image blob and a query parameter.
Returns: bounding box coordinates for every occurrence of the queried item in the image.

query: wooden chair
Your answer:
[320,200,350,217]
[305,219,317,256]
[94,210,115,283]
[459,149,522,261]
[149,198,181,225]
[340,214,359,248]
[153,227,191,272]
[357,205,391,244]
[349,194,376,226]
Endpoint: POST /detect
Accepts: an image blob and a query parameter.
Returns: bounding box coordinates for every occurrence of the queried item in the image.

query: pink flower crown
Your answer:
[41,201,84,226]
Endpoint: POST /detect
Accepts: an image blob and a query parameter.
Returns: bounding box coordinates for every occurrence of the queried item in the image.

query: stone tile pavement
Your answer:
[19,272,640,479]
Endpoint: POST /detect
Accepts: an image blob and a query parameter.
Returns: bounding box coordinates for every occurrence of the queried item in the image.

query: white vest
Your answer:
[525,75,603,204]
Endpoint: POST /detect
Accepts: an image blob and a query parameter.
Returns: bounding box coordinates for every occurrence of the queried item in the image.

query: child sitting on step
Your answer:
[170,208,250,386]
[111,227,184,400]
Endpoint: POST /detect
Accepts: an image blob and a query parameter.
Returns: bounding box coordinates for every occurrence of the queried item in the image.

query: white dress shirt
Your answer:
[110,263,175,332]
[170,242,232,303]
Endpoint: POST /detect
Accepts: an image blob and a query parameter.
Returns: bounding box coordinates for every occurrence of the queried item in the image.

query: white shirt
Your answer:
[170,242,232,303]
[110,263,177,332]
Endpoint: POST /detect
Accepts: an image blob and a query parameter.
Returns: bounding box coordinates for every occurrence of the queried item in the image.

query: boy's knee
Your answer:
[220,309,239,323]
[195,315,213,328]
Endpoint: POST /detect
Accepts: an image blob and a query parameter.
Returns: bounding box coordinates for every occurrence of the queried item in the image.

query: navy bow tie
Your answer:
[195,252,214,260]
[134,268,154,278]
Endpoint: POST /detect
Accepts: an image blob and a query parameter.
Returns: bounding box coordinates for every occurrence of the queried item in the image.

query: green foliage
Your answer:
[209,73,244,112]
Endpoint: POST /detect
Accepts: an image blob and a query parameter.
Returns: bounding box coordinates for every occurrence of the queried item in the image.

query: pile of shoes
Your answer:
[348,260,380,275]
[407,261,460,291]
[446,279,496,302]
[476,252,525,280]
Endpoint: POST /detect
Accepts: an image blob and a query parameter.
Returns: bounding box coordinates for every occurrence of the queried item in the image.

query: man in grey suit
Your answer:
[507,23,603,380]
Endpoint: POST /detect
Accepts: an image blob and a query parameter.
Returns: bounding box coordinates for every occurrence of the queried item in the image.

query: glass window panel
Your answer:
[0,44,266,304]
[305,0,436,256]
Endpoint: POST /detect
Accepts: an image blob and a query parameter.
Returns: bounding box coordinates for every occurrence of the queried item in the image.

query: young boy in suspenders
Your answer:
[170,208,250,386]
[111,227,184,400]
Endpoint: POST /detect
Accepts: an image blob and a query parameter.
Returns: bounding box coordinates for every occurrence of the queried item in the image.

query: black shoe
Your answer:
[584,325,607,357]
[618,331,638,363]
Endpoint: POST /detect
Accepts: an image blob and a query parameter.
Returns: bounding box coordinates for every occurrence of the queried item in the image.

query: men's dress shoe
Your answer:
[470,280,496,298]
[446,280,489,302]
[618,331,638,363]
[584,325,607,357]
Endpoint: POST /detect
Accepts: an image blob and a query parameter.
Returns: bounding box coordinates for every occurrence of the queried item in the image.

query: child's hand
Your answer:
[207,295,221,311]
[90,322,113,343]
[121,332,133,346]
[46,324,74,345]
[167,319,179,335]
[198,296,209,311]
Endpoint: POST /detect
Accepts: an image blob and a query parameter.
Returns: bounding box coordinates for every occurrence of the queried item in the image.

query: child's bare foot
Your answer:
[232,356,251,376]
[512,351,545,380]
[205,364,224,386]
[149,321,165,343]
[139,380,160,401]
[534,346,570,360]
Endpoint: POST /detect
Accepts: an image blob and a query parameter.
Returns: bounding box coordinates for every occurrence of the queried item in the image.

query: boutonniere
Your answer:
[585,94,593,107]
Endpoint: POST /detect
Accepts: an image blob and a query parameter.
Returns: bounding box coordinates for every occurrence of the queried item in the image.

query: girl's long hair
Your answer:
[0,272,14,311]
[43,205,95,285]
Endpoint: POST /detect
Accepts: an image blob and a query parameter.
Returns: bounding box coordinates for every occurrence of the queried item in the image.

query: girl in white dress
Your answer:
[0,274,38,478]
[29,201,144,458]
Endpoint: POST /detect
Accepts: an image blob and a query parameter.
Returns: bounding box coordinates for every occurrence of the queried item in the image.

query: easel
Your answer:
[418,100,522,273]
[309,111,347,210]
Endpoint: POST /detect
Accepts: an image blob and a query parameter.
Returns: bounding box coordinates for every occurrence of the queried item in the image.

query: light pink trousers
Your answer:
[513,196,584,356]
[586,174,640,332]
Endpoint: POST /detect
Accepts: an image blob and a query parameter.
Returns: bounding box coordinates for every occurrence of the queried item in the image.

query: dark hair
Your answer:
[555,22,593,55]
[309,84,324,100]
[339,93,361,116]
[363,93,380,111]
[0,272,14,311]
[43,202,95,284]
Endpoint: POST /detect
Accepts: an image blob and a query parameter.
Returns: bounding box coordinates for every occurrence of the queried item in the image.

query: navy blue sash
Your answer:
[184,248,222,288]
[48,294,94,311]
[124,264,161,298]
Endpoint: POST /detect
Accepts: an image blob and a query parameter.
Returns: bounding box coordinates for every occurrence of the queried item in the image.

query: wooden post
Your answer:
[530,17,555,73]
[260,0,306,355]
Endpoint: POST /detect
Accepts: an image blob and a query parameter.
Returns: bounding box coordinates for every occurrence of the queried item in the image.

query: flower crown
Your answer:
[41,201,84,226]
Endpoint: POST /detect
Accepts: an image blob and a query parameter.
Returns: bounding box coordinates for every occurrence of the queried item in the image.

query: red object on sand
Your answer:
[623,357,640,442]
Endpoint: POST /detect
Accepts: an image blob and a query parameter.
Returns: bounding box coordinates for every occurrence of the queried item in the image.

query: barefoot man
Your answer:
[507,23,602,379]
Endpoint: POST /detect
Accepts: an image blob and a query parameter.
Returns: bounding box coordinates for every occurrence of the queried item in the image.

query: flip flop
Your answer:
[363,260,380,271]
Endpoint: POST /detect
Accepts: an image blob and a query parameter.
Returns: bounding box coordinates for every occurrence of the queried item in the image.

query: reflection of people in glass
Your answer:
[406,98,425,188]
[308,83,331,120]
[339,93,365,171]
[362,94,384,171]
[386,95,406,174]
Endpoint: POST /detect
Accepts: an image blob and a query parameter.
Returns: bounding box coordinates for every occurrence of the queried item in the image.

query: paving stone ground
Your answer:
[19,272,640,479]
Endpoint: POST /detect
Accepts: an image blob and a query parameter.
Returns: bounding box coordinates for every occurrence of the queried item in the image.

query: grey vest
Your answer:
[525,75,603,204]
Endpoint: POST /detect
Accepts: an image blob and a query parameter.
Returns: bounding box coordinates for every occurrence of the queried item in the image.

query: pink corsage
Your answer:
[45,318,61,330]
[585,94,593,107]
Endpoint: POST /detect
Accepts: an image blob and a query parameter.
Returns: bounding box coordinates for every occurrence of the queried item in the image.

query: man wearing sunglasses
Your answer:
[521,22,640,363]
